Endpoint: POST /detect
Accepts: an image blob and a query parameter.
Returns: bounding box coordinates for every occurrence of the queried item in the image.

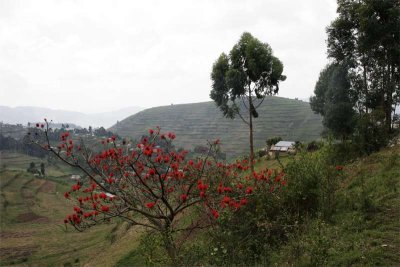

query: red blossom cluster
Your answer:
[30,123,286,232]
[335,165,344,171]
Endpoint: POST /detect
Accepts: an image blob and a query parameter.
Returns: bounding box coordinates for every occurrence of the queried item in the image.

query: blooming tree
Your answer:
[29,120,286,265]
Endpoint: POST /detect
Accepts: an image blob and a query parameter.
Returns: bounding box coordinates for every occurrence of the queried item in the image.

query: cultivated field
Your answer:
[111,97,323,158]
[0,152,141,266]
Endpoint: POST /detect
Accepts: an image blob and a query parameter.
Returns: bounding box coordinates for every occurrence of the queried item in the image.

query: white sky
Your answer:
[0,0,337,113]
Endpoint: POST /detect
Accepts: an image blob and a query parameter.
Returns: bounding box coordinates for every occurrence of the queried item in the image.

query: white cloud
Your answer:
[0,0,337,113]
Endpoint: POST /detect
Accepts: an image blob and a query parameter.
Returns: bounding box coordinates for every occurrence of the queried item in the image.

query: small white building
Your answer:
[269,141,296,156]
[70,174,81,181]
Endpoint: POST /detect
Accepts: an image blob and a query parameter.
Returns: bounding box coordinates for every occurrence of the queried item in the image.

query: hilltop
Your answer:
[110,96,323,158]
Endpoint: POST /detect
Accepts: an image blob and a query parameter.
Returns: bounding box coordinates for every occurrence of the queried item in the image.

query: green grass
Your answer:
[110,97,323,159]
[268,145,400,266]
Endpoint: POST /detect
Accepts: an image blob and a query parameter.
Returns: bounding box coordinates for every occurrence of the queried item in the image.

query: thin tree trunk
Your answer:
[248,88,255,173]
[363,62,369,114]
[385,63,393,132]
[163,224,179,266]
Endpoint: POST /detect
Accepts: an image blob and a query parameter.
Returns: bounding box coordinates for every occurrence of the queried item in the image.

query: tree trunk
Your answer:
[363,62,369,114]
[163,224,179,266]
[248,90,255,173]
[385,63,393,133]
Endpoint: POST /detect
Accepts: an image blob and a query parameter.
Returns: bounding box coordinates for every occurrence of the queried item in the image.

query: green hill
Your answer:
[110,97,323,158]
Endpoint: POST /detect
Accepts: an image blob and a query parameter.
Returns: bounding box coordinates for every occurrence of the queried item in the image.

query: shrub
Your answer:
[29,121,285,265]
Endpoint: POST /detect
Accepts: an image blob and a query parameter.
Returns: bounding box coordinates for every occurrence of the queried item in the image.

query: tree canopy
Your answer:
[310,63,356,140]
[210,32,286,119]
[326,0,400,130]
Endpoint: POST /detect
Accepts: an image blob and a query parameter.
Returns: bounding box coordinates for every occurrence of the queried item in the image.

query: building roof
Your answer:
[275,141,295,147]
[270,141,295,151]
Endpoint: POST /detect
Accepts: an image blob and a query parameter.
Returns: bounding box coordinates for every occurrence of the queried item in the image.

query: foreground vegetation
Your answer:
[0,139,399,266]
[116,142,400,266]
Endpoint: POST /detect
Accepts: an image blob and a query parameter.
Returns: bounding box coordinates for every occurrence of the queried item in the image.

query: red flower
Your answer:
[149,129,154,135]
[200,191,206,198]
[240,198,248,205]
[83,212,92,218]
[73,206,82,213]
[180,194,188,202]
[146,202,155,209]
[148,169,156,176]
[167,132,176,139]
[71,184,81,191]
[335,165,344,171]
[269,186,275,192]
[245,187,253,194]
[223,186,232,193]
[64,192,70,199]
[223,196,230,204]
[101,206,110,212]
[211,209,219,219]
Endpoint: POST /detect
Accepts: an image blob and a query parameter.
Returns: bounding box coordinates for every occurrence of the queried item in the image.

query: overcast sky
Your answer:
[0,0,337,113]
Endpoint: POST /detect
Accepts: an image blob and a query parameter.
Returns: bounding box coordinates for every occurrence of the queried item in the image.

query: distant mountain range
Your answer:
[110,96,323,158]
[0,106,143,128]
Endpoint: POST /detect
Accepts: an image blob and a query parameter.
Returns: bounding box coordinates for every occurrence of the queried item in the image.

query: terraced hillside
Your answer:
[110,97,323,158]
[0,153,141,266]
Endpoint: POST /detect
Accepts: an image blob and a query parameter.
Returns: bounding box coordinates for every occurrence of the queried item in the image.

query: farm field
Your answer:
[0,153,141,266]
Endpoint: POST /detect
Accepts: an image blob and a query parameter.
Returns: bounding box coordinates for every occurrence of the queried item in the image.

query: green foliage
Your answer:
[117,232,169,267]
[208,192,288,266]
[310,63,356,140]
[353,110,389,155]
[270,145,400,266]
[266,136,282,147]
[40,163,45,176]
[306,140,323,152]
[27,161,37,173]
[310,63,337,116]
[210,32,286,120]
[327,0,400,131]
[284,145,344,219]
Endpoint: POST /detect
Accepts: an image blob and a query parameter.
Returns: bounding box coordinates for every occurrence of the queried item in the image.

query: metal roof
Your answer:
[274,141,295,148]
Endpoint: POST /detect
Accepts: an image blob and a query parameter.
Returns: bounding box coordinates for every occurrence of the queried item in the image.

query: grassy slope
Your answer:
[269,145,400,266]
[0,153,140,266]
[110,97,323,158]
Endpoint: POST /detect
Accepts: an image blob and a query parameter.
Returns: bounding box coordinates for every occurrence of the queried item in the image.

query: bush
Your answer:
[353,110,389,155]
[284,145,344,219]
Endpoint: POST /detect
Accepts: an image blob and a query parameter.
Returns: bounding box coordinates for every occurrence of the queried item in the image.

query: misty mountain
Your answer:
[0,106,143,128]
